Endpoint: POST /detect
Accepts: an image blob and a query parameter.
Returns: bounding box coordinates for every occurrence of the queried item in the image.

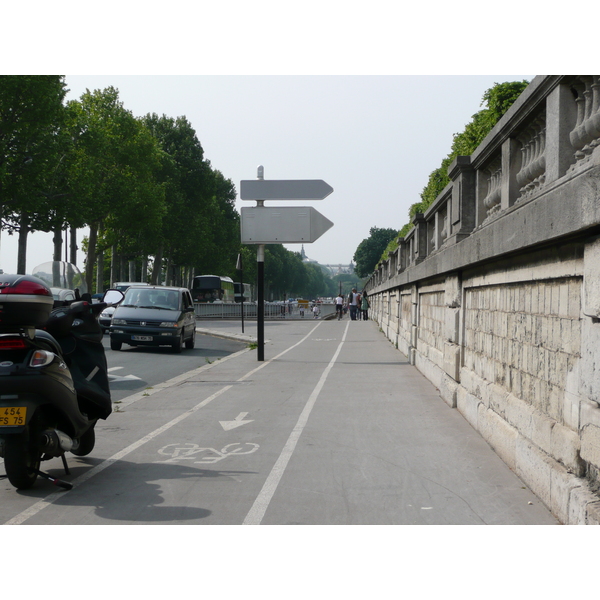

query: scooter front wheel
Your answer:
[4,430,42,490]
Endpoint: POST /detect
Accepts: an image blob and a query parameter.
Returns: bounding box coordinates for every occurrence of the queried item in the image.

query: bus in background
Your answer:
[234,281,252,303]
[190,275,235,303]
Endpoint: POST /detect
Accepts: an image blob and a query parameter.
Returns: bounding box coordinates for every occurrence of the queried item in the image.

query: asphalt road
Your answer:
[103,331,248,402]
[0,319,558,525]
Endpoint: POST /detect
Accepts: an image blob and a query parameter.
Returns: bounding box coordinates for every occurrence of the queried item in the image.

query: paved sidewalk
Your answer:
[192,317,558,524]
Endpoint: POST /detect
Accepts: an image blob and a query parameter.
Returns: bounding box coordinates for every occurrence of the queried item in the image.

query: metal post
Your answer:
[237,252,244,334]
[257,244,265,361]
[256,165,265,361]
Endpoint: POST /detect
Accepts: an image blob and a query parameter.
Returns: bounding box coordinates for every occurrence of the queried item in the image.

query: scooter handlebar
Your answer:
[68,300,107,315]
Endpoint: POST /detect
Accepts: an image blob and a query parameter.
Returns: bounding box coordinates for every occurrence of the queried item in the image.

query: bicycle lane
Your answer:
[253,320,558,525]
[2,320,345,525]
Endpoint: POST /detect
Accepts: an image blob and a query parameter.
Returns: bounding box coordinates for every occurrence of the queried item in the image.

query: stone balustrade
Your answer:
[371,75,600,281]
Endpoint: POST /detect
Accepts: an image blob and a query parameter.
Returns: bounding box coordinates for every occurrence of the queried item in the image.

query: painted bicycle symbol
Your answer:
[156,442,260,464]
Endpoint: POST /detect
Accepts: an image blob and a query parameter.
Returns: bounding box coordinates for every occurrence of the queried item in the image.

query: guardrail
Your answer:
[194,302,336,319]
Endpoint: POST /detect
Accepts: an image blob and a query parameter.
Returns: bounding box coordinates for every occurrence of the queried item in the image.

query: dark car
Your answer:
[99,282,150,331]
[108,286,196,352]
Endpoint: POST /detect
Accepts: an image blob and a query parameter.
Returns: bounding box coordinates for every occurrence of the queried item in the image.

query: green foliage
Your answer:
[0,76,68,229]
[353,227,399,278]
[420,80,529,214]
[377,80,529,269]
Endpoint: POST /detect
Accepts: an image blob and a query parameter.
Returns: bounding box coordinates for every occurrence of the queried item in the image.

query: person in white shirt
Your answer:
[335,292,344,320]
[348,288,360,320]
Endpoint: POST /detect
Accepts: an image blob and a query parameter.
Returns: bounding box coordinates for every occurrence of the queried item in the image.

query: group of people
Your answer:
[335,288,369,321]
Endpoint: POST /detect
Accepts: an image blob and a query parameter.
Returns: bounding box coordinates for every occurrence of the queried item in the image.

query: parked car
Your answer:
[108,285,196,352]
[113,281,149,292]
[99,282,150,331]
[50,287,76,307]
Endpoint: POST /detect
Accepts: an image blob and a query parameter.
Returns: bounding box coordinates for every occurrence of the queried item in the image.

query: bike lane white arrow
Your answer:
[219,412,254,431]
[107,366,142,382]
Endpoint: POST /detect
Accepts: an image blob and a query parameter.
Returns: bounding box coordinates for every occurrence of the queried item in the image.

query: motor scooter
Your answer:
[0,264,123,490]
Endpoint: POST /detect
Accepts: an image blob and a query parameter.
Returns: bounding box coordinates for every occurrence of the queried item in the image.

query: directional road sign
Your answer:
[240,179,333,201]
[241,206,333,243]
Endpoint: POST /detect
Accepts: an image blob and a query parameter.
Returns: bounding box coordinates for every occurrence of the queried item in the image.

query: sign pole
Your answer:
[240,165,334,362]
[256,166,265,361]
[257,243,265,361]
[236,252,244,334]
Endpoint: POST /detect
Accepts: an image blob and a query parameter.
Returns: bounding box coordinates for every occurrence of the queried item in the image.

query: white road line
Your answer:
[3,323,323,525]
[243,320,350,525]
[4,384,233,525]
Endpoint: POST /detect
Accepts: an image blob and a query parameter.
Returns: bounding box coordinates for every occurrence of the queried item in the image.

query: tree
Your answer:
[67,88,165,291]
[141,114,236,284]
[353,227,399,278]
[0,76,68,273]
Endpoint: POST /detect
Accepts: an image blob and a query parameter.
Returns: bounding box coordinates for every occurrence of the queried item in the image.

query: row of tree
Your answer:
[352,81,530,278]
[0,76,340,299]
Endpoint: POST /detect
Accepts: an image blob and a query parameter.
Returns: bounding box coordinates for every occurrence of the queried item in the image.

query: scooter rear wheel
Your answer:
[4,430,42,490]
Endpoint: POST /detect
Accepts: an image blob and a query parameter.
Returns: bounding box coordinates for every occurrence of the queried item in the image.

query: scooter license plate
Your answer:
[132,335,153,341]
[0,407,27,426]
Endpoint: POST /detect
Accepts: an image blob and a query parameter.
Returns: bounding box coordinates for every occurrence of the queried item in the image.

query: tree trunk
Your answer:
[110,245,116,287]
[17,212,29,275]
[141,256,148,283]
[69,227,77,265]
[52,226,62,262]
[96,251,104,293]
[151,245,163,285]
[165,259,172,286]
[85,221,98,293]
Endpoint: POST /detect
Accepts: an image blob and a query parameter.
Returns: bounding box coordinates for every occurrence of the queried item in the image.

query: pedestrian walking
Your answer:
[335,292,344,320]
[348,288,360,320]
[312,304,320,319]
[361,290,370,320]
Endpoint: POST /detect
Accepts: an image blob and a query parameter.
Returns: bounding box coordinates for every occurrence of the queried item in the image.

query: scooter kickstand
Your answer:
[60,453,71,475]
[29,468,73,491]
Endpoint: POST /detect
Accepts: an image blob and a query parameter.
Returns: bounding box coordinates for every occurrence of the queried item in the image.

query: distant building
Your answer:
[300,245,354,276]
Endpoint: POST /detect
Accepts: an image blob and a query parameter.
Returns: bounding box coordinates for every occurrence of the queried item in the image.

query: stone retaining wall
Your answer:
[366,75,600,524]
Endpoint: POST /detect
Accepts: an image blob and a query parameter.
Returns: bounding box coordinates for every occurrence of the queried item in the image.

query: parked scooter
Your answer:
[0,264,123,490]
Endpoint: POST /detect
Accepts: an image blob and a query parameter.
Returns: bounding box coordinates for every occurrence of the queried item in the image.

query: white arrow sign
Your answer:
[219,412,254,431]
[107,367,142,382]
[241,206,333,244]
[240,179,333,201]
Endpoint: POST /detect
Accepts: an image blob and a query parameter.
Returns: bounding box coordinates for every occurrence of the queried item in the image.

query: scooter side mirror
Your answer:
[102,289,125,306]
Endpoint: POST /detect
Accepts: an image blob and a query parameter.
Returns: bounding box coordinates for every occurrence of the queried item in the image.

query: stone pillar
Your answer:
[447,155,476,243]
[413,213,428,263]
[545,83,578,182]
[397,237,406,272]
[410,285,419,365]
[443,273,462,382]
[501,137,520,210]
